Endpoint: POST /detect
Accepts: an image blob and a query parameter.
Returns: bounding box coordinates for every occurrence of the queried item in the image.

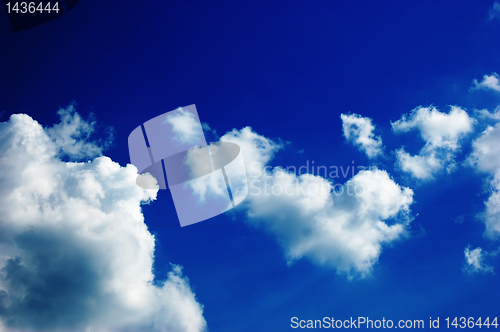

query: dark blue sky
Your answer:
[2,1,500,331]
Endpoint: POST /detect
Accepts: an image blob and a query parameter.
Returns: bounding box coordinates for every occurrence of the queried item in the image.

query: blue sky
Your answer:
[2,1,500,331]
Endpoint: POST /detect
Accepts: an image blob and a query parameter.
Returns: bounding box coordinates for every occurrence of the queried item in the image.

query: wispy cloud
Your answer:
[341,113,383,158]
[45,103,113,159]
[472,73,500,92]
[463,246,494,274]
[489,2,500,21]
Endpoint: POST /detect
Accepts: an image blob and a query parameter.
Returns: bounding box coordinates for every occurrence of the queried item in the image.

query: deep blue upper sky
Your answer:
[2,1,500,331]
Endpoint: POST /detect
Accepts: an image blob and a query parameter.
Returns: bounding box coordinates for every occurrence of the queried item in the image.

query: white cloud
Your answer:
[476,107,500,121]
[136,172,160,190]
[221,127,413,277]
[472,73,500,92]
[469,121,500,239]
[0,112,207,331]
[469,122,500,174]
[164,108,205,145]
[45,104,112,159]
[489,2,500,21]
[393,150,442,180]
[392,106,475,179]
[185,146,228,202]
[463,246,494,274]
[341,113,383,158]
[392,106,474,149]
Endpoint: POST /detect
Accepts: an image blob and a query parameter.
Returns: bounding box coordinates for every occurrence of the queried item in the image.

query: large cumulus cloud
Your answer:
[221,127,414,277]
[0,108,206,332]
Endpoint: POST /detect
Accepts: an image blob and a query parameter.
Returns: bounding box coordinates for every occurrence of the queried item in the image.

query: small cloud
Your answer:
[392,106,475,180]
[201,122,219,141]
[46,103,113,160]
[472,73,500,92]
[136,172,159,190]
[463,246,494,274]
[454,215,466,224]
[201,122,214,134]
[489,2,500,20]
[475,107,500,121]
[164,107,205,145]
[394,149,441,180]
[297,149,305,154]
[341,113,383,158]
